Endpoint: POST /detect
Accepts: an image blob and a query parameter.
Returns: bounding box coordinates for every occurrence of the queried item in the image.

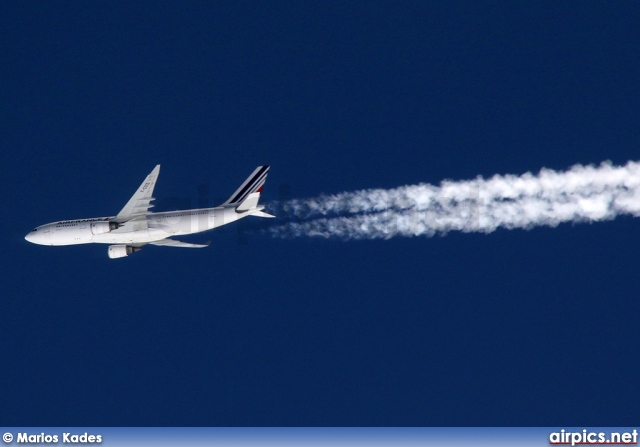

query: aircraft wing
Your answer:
[114,165,160,223]
[149,238,210,248]
[113,215,149,232]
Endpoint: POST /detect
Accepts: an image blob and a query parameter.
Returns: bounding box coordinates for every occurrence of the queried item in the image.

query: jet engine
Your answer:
[107,244,141,259]
[91,221,120,235]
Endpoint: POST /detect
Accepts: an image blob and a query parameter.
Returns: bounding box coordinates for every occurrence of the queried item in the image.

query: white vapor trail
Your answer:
[265,161,640,240]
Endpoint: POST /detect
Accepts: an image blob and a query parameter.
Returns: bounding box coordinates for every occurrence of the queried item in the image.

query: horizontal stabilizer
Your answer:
[250,210,275,218]
[149,238,210,248]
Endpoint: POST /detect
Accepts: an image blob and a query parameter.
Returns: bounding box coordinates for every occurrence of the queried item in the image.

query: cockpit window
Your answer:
[32,228,38,232]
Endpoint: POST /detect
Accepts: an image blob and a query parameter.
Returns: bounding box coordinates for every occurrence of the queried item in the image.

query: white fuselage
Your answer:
[25,206,251,246]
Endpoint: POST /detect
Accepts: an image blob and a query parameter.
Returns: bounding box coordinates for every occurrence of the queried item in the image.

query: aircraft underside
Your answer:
[25,165,274,258]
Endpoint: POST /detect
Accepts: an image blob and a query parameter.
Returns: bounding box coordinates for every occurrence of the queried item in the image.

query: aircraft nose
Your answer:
[25,230,43,244]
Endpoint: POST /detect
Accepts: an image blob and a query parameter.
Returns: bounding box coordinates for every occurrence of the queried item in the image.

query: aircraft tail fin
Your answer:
[221,166,274,215]
[221,165,270,207]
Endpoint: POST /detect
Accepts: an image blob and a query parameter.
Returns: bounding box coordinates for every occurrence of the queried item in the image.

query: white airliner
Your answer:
[25,165,274,258]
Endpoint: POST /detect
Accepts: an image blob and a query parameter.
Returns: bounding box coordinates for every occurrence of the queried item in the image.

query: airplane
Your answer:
[25,165,274,258]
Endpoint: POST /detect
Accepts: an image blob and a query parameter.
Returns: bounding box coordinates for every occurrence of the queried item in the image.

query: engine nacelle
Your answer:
[108,244,141,259]
[91,221,120,235]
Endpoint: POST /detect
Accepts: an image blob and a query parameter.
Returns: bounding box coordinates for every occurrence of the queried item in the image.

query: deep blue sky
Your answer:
[2,2,640,425]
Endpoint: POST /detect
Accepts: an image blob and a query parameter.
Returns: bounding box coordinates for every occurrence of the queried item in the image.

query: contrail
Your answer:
[264,161,640,240]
